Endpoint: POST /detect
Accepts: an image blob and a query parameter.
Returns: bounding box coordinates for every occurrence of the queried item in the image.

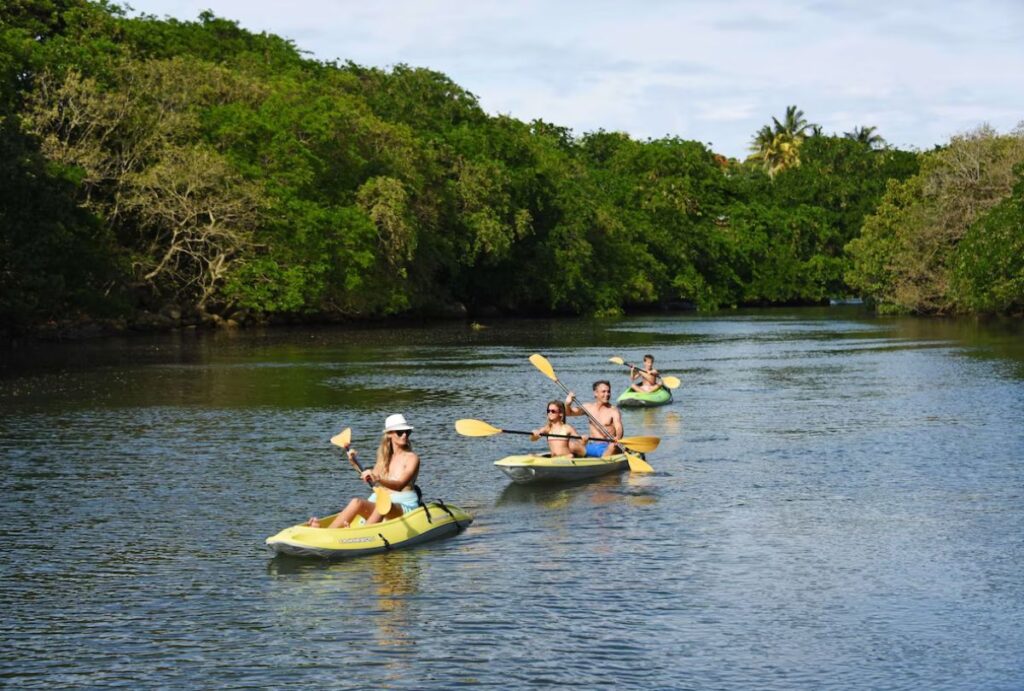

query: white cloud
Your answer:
[128,0,1024,158]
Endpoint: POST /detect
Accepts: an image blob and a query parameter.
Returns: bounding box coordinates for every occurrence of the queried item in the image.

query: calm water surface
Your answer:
[1,309,1022,689]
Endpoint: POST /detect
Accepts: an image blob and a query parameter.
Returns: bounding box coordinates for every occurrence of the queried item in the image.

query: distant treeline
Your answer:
[2,1,1022,333]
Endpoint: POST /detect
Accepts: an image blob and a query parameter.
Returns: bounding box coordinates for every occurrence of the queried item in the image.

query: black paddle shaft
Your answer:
[340,447,375,491]
[503,428,614,442]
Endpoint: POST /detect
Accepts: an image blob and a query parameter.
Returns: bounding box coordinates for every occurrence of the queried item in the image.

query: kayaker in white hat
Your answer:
[307,413,421,528]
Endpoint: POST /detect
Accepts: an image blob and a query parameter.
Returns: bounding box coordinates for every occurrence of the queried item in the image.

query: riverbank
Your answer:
[2,299,700,345]
[0,300,472,344]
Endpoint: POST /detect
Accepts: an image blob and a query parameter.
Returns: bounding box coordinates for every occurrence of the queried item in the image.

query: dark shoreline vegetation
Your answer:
[2,2,1022,341]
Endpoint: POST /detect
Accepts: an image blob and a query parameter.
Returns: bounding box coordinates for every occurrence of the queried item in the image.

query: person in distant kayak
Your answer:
[565,380,624,457]
[629,354,662,393]
[307,413,421,528]
[530,400,587,457]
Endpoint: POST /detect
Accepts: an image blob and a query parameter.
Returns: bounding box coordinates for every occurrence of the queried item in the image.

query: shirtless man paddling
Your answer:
[565,380,624,457]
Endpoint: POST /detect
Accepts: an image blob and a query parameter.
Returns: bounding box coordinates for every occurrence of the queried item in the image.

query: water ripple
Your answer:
[2,314,1023,689]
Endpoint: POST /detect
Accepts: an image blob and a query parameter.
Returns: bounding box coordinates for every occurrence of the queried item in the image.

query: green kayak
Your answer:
[616,386,673,408]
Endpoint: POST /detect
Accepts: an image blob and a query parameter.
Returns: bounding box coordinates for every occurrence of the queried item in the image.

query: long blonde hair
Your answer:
[374,431,411,476]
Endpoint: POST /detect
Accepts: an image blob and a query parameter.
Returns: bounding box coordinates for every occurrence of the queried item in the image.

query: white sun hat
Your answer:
[383,413,414,432]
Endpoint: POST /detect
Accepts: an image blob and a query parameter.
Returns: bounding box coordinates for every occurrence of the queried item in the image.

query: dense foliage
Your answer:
[1,1,1018,332]
[846,126,1024,314]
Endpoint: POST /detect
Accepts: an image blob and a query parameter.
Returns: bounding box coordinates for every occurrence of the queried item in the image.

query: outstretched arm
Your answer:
[531,422,552,440]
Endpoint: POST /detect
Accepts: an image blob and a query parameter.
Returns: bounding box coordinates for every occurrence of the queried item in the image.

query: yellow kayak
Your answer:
[494,453,630,484]
[265,501,472,559]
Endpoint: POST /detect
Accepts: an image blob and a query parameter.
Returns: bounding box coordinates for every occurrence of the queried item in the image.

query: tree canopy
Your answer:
[2,2,1019,333]
[847,125,1024,314]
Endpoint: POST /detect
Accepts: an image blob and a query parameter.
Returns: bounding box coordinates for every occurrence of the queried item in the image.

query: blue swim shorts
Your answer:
[585,440,610,457]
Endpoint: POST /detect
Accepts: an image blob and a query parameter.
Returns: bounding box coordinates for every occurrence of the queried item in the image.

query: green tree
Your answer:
[844,125,886,149]
[0,0,128,328]
[7,0,1008,329]
[847,125,1024,313]
[951,163,1024,313]
[769,135,918,298]
[23,58,267,311]
[748,105,815,178]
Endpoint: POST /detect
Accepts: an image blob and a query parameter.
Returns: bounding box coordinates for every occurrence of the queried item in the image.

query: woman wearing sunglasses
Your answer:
[307,413,421,528]
[530,400,587,457]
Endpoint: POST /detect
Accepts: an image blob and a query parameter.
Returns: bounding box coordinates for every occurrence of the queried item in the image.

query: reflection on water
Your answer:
[2,310,1023,689]
[370,552,423,655]
[495,473,624,508]
[628,408,684,436]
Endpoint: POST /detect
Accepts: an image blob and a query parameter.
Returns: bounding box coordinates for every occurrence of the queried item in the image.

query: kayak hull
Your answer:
[617,387,673,408]
[494,453,629,484]
[265,502,472,559]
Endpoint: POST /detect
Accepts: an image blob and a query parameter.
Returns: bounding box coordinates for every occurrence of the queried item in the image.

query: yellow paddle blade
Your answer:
[662,376,681,389]
[608,356,625,365]
[330,427,352,448]
[619,435,660,453]
[374,486,392,514]
[455,419,503,437]
[626,452,654,473]
[529,353,558,381]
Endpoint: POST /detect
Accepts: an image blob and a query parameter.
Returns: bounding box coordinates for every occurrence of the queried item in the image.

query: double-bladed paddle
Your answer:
[330,427,392,514]
[608,356,681,389]
[528,354,655,473]
[455,418,660,453]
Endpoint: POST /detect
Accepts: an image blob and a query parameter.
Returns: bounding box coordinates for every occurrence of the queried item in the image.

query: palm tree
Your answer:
[843,125,886,149]
[751,124,775,152]
[747,105,817,177]
[773,105,812,141]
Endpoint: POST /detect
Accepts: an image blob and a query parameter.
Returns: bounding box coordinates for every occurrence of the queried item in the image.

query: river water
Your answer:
[1,309,1022,689]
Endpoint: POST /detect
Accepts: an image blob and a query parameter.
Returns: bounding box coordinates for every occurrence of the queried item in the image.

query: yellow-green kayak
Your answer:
[494,453,629,484]
[265,501,472,559]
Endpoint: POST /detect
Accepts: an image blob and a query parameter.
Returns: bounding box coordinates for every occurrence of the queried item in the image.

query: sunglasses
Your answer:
[392,429,411,437]
[546,408,561,414]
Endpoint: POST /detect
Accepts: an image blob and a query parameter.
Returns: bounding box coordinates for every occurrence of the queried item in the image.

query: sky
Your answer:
[124,0,1023,159]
